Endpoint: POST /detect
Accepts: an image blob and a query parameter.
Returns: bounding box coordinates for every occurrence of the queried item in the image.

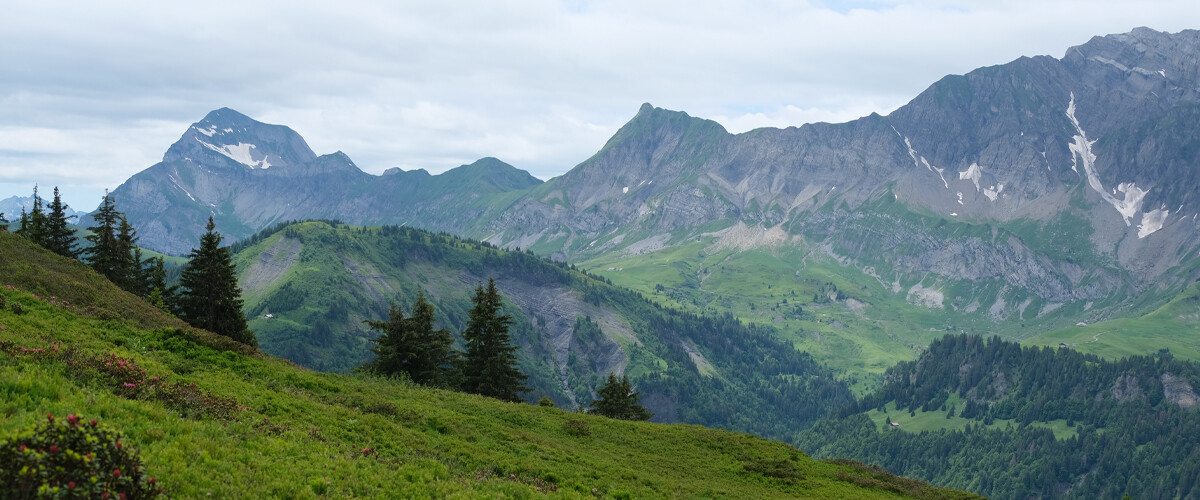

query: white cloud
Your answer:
[2,0,1199,210]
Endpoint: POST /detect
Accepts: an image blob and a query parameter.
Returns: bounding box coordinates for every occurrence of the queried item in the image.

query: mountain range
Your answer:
[109,28,1200,337]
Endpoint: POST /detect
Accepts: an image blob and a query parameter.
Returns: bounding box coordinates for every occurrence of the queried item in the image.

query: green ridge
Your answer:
[0,230,977,499]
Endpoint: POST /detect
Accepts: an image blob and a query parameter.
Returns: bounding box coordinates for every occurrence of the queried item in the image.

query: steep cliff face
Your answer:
[482,28,1200,319]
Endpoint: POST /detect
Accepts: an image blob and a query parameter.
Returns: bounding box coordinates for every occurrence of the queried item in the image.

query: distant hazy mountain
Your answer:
[0,195,84,223]
[108,108,541,255]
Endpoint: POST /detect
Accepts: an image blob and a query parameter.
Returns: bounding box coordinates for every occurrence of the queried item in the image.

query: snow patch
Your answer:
[959,163,984,192]
[622,186,629,194]
[957,192,964,205]
[984,184,1004,202]
[1159,69,1166,78]
[1066,93,1150,226]
[195,125,218,137]
[196,139,273,169]
[168,174,197,202]
[1139,206,1169,238]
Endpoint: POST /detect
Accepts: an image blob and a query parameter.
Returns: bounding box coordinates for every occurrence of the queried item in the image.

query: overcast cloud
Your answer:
[2,0,1198,210]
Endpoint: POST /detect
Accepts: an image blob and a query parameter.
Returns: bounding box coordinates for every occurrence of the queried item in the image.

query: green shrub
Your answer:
[0,414,162,498]
[10,301,23,315]
[563,418,590,437]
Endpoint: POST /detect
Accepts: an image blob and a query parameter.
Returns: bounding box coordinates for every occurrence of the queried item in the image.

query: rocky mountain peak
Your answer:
[1065,27,1200,85]
[162,108,317,170]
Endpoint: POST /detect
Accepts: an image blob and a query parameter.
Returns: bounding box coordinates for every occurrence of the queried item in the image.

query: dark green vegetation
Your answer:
[588,374,652,421]
[0,230,978,498]
[1,414,164,498]
[233,221,853,440]
[460,279,530,402]
[361,292,455,387]
[177,216,255,346]
[796,334,1200,499]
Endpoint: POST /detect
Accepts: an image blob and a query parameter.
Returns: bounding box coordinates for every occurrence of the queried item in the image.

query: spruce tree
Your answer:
[461,279,528,401]
[115,216,143,293]
[588,374,653,421]
[16,207,28,236]
[44,187,79,259]
[0,211,7,232]
[143,256,177,314]
[14,186,48,246]
[364,292,455,386]
[83,194,122,282]
[178,216,255,346]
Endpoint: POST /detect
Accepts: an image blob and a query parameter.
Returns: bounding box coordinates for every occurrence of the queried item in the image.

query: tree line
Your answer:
[6,186,254,346]
[361,277,651,418]
[797,334,1200,499]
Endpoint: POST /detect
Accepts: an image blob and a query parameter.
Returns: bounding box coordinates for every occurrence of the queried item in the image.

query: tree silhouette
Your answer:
[44,187,79,259]
[589,374,653,421]
[461,278,528,401]
[178,216,255,346]
[364,292,455,386]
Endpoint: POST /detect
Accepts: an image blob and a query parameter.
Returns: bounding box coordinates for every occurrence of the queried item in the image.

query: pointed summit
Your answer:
[163,108,317,169]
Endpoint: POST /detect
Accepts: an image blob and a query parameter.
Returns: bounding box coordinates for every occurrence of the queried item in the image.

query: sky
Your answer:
[2,0,1198,212]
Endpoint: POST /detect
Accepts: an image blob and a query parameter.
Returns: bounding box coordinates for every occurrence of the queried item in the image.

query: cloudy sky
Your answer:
[2,0,1198,211]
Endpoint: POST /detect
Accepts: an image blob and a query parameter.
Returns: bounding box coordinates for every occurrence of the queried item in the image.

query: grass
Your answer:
[1025,281,1200,360]
[0,230,977,499]
[864,402,1079,440]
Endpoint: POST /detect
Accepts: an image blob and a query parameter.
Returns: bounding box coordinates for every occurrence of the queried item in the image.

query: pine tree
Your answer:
[0,211,7,232]
[178,216,255,346]
[364,292,455,386]
[16,207,28,235]
[143,256,177,314]
[115,216,143,293]
[588,374,653,421]
[461,279,528,401]
[44,187,79,259]
[83,194,122,282]
[14,185,48,246]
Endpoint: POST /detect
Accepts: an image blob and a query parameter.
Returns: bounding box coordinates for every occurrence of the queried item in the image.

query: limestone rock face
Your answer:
[112,29,1200,318]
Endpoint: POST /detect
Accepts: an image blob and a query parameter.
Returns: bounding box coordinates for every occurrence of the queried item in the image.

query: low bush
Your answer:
[0,414,162,498]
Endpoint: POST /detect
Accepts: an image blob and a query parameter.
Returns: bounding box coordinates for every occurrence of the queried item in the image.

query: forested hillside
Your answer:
[231,221,854,440]
[796,334,1200,499]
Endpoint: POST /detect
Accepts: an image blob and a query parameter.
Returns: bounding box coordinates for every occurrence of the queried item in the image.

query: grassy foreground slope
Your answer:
[0,232,977,498]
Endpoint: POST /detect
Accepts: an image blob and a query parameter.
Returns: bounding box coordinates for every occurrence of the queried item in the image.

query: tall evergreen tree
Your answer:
[143,256,177,314]
[589,374,653,421]
[14,185,48,246]
[83,194,122,282]
[0,211,7,232]
[44,187,79,259]
[114,216,143,293]
[178,216,255,346]
[364,292,455,386]
[16,207,28,236]
[460,279,528,401]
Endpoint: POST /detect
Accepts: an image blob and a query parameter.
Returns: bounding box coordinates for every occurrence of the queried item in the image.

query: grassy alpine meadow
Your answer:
[1024,280,1200,361]
[0,231,978,498]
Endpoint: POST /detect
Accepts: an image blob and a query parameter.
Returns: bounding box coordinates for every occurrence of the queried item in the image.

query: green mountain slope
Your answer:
[1024,279,1200,360]
[796,334,1200,499]
[228,221,853,441]
[0,230,978,499]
